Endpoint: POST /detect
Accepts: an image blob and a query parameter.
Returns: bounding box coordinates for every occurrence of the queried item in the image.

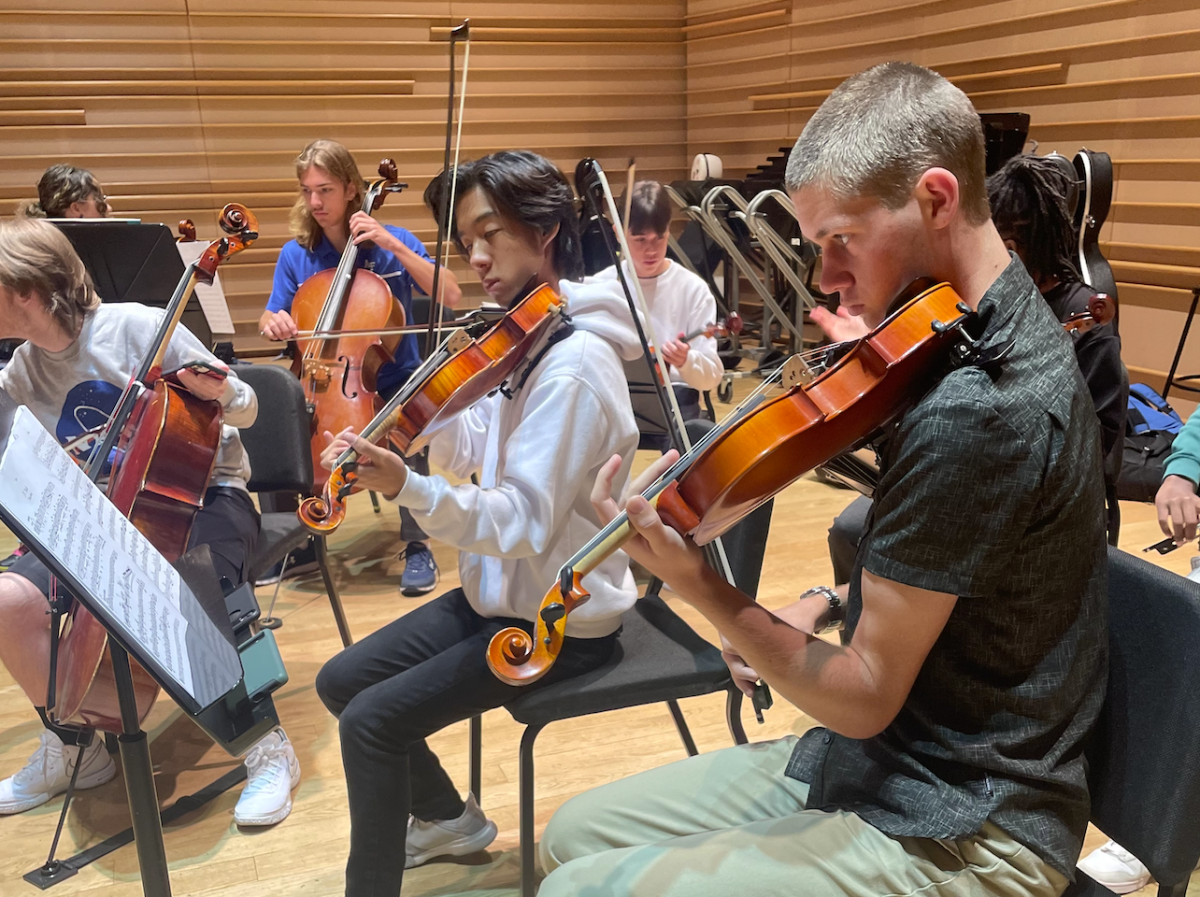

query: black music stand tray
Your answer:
[0,389,258,897]
[50,220,213,347]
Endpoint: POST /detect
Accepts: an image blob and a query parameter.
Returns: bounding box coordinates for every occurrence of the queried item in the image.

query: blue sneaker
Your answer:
[399,542,439,596]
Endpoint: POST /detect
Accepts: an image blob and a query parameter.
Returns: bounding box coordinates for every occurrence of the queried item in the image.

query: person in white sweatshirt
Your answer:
[593,179,723,432]
[0,217,300,829]
[313,150,642,896]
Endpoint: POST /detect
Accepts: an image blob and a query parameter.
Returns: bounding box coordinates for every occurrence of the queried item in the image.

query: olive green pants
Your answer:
[538,736,1068,897]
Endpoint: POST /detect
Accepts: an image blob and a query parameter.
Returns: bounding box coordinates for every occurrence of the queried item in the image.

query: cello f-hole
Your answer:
[338,356,358,399]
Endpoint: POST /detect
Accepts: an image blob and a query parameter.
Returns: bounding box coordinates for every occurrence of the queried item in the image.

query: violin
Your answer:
[54,204,258,733]
[487,279,974,686]
[290,159,408,493]
[298,282,567,535]
[680,312,743,343]
[1061,292,1115,335]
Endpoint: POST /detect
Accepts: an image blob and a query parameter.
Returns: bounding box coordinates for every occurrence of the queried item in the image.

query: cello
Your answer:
[53,204,258,732]
[487,279,975,686]
[290,159,409,493]
[297,282,567,535]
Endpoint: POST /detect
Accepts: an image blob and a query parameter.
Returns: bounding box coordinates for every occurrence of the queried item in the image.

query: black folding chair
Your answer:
[466,417,774,896]
[234,363,352,647]
[1065,547,1200,896]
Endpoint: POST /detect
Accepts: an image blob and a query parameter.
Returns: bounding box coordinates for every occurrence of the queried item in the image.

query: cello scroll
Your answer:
[196,203,259,284]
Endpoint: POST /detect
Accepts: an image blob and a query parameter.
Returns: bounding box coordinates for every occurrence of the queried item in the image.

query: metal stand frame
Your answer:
[1162,286,1200,399]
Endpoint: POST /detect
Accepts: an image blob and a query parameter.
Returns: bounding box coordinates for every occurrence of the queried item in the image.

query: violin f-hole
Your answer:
[338,356,358,399]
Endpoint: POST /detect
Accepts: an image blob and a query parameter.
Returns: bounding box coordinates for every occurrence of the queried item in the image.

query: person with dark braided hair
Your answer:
[987,153,1127,460]
[16,164,109,219]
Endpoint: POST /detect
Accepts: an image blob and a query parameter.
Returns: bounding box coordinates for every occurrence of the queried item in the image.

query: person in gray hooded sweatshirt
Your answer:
[313,150,644,897]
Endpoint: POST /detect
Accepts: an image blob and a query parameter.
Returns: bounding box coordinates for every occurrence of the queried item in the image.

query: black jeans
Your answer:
[315,588,618,897]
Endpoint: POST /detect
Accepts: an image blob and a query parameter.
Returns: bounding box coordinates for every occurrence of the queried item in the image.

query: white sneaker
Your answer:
[0,729,116,814]
[1078,839,1151,894]
[233,728,300,826]
[405,794,498,868]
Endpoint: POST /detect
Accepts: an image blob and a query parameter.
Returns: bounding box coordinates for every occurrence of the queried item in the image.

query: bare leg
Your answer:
[0,573,51,706]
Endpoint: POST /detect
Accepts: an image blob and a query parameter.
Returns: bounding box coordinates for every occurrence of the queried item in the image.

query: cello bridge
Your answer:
[303,359,333,387]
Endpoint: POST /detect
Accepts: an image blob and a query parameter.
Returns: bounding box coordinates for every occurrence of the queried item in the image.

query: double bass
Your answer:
[487,279,975,686]
[290,159,408,493]
[53,204,258,732]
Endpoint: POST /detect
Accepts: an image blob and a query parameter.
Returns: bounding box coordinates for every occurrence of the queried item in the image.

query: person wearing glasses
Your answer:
[17,165,109,220]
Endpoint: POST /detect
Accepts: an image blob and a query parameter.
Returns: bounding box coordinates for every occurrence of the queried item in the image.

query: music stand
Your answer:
[0,389,249,897]
[51,220,213,348]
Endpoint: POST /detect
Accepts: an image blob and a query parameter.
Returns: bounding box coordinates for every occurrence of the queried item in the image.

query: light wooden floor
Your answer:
[0,455,1196,896]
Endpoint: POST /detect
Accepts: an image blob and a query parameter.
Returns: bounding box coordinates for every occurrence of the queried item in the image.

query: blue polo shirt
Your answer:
[267,224,428,393]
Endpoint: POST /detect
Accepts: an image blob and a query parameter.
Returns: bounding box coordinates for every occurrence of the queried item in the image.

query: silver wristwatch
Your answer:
[802,585,845,634]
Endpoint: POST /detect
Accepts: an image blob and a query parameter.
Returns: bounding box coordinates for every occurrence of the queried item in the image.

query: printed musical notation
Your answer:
[0,406,194,695]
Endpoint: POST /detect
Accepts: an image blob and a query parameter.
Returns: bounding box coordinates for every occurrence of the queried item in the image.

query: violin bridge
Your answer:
[782,355,816,389]
[446,329,472,353]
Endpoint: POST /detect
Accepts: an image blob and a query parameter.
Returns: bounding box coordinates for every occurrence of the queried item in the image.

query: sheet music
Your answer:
[0,406,194,695]
[176,240,236,336]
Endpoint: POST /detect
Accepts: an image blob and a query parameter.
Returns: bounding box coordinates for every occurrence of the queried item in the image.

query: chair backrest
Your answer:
[233,363,314,495]
[683,418,774,599]
[1088,546,1200,885]
[623,355,671,442]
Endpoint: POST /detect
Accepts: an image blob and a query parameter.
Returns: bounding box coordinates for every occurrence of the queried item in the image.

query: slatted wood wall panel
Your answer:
[686,0,1200,393]
[0,0,687,356]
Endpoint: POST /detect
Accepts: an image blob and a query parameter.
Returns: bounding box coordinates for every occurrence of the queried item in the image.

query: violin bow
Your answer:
[580,160,773,718]
[425,19,471,361]
[581,159,694,455]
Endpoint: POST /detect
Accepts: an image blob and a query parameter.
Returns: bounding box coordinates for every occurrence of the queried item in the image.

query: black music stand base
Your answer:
[23,862,77,890]
[24,646,171,895]
[111,644,172,897]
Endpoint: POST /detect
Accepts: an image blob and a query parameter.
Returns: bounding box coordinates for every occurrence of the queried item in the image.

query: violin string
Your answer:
[564,365,786,569]
[335,334,456,468]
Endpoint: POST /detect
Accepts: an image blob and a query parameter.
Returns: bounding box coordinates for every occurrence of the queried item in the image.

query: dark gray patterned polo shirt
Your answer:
[787,257,1108,880]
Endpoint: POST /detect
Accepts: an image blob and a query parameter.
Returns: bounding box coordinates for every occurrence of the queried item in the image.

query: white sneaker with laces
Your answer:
[405,794,497,869]
[233,727,300,826]
[0,729,116,815]
[1077,839,1151,894]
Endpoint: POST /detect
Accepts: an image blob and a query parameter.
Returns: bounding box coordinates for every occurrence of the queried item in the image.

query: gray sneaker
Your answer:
[399,542,439,597]
[406,794,497,868]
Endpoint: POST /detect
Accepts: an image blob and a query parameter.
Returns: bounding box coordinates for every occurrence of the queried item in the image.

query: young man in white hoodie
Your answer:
[594,180,723,430]
[313,150,642,897]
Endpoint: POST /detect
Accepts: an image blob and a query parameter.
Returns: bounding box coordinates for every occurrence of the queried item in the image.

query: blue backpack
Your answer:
[1126,383,1183,436]
[1118,384,1183,501]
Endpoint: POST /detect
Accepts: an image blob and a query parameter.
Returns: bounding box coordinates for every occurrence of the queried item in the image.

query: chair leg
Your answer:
[519,724,544,897]
[725,687,748,745]
[469,714,482,805]
[1158,879,1190,897]
[314,536,353,647]
[369,491,382,514]
[665,700,699,757]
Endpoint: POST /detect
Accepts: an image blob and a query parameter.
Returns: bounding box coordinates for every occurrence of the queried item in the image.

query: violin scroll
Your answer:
[487,571,592,685]
[1088,292,1115,327]
[297,463,356,534]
